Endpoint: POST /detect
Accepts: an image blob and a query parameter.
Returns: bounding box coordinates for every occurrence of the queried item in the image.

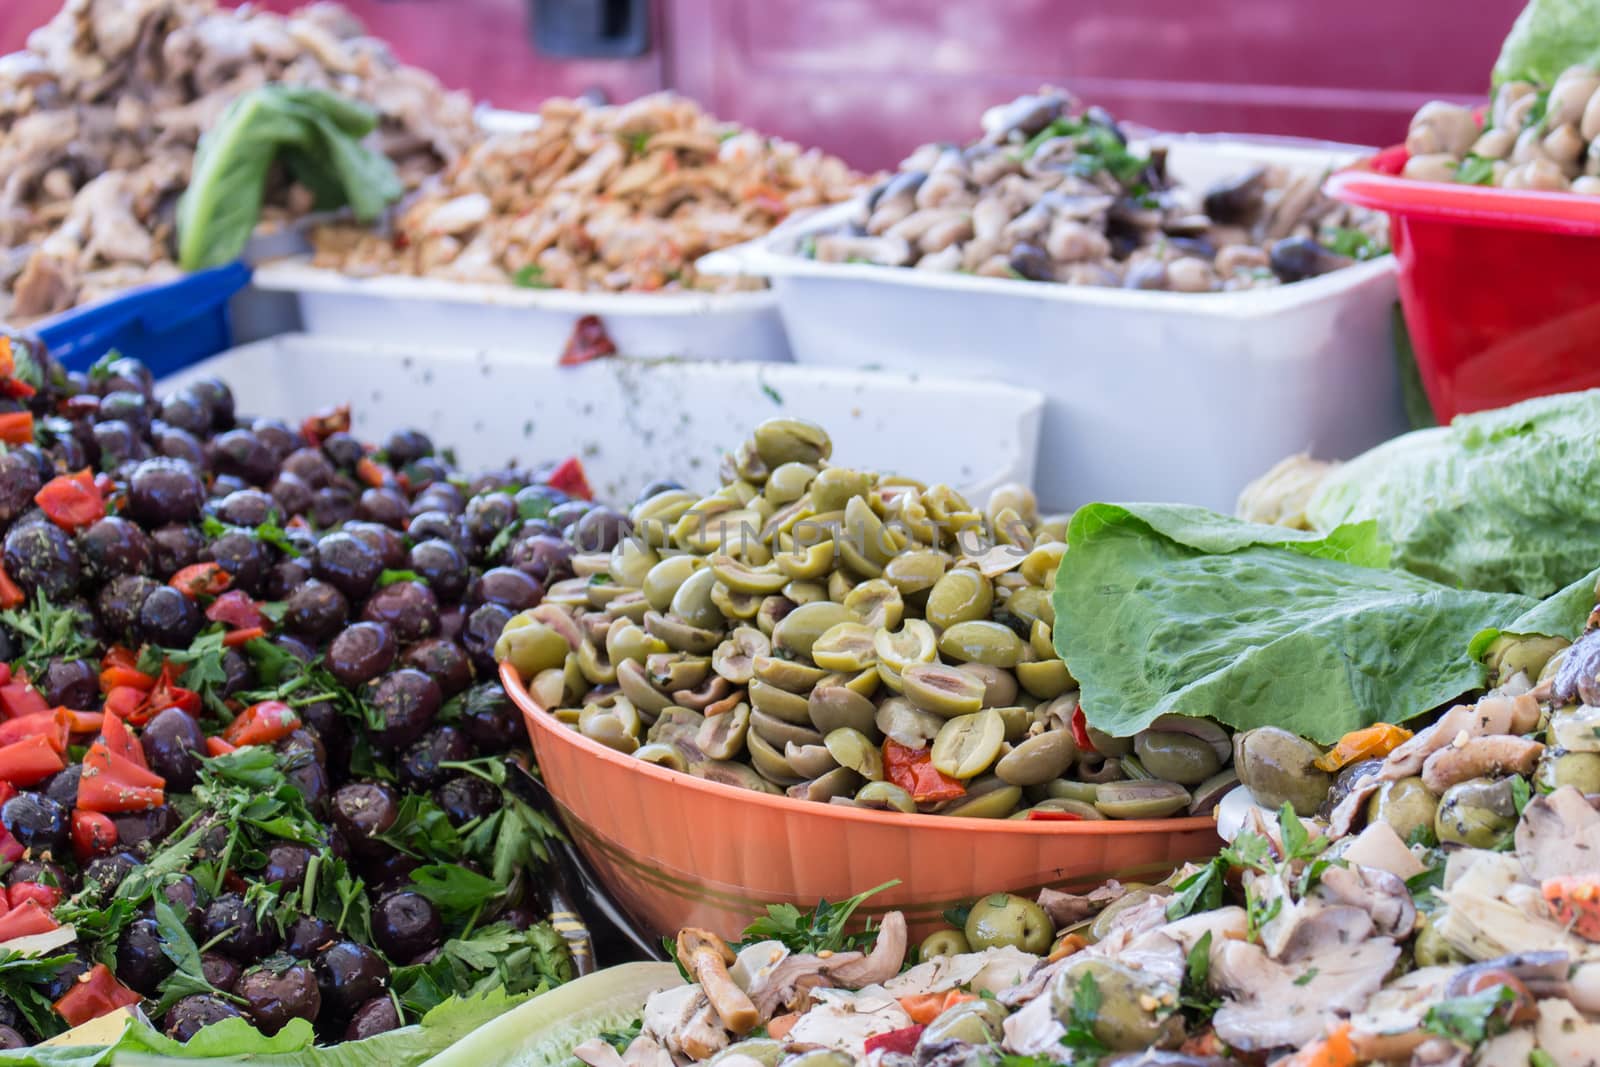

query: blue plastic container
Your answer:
[32,263,251,376]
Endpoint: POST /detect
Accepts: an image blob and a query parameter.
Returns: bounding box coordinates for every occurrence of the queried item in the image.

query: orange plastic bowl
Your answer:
[504,664,1221,941]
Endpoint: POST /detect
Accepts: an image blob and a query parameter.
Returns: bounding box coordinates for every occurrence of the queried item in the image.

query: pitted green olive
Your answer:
[1435,776,1518,848]
[919,999,1009,1047]
[1413,912,1466,967]
[711,555,789,595]
[1028,798,1103,819]
[641,555,704,613]
[643,610,721,655]
[919,927,970,959]
[1366,776,1438,842]
[884,550,948,596]
[1189,768,1239,816]
[1133,731,1223,786]
[495,614,574,677]
[873,699,942,748]
[811,622,879,673]
[874,619,939,688]
[609,540,660,587]
[959,664,1020,708]
[785,742,838,779]
[646,651,709,692]
[844,579,904,631]
[941,784,1022,818]
[839,497,900,577]
[782,579,826,605]
[579,698,641,754]
[1483,633,1570,689]
[932,709,1006,779]
[786,767,862,804]
[691,758,782,794]
[825,728,885,781]
[1020,542,1066,588]
[710,582,761,620]
[749,709,823,750]
[938,621,1025,667]
[1235,727,1334,816]
[996,730,1079,785]
[778,1050,853,1067]
[809,467,870,512]
[711,1039,784,1067]
[926,569,994,630]
[1050,957,1183,1051]
[605,618,669,667]
[575,639,617,686]
[774,538,835,581]
[1089,887,1162,941]
[1046,779,1100,803]
[753,655,829,693]
[1015,658,1072,700]
[1004,587,1052,629]
[711,626,770,685]
[696,702,751,760]
[749,679,813,725]
[634,742,689,772]
[764,462,818,505]
[630,490,698,545]
[1094,780,1191,819]
[1085,727,1134,759]
[965,893,1054,953]
[752,417,831,468]
[1536,749,1600,794]
[855,781,916,812]
[996,705,1031,742]
[617,659,673,717]
[772,601,854,659]
[902,663,986,718]
[747,729,803,785]
[808,686,879,736]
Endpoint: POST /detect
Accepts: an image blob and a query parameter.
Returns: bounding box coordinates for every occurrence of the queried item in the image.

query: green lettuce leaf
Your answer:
[1493,0,1600,87]
[1052,504,1541,743]
[1306,389,1600,597]
[178,85,402,271]
[1469,564,1600,659]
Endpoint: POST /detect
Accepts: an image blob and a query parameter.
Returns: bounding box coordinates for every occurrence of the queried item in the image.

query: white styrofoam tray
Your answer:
[700,135,1409,513]
[160,334,1044,505]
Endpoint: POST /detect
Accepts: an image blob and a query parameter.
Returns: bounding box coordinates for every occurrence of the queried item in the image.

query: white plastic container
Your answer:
[701,137,1408,512]
[160,334,1044,504]
[249,261,792,363]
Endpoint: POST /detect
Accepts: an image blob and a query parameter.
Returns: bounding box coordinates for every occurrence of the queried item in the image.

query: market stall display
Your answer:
[0,336,608,1048]
[0,0,474,323]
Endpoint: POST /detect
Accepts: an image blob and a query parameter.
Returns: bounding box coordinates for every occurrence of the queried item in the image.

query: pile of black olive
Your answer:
[0,336,625,1046]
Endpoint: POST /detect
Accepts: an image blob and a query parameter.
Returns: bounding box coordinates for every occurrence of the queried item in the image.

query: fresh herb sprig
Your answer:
[736,880,900,955]
[0,593,100,677]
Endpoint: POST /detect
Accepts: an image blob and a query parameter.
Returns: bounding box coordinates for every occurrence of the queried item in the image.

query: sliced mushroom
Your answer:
[828,910,908,988]
[1515,785,1600,882]
[811,234,912,266]
[1420,735,1544,793]
[1316,863,1416,940]
[1405,101,1477,158]
[676,929,759,1034]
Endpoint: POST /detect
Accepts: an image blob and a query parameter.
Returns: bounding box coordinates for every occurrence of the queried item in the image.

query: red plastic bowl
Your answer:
[503,663,1221,941]
[1327,161,1600,422]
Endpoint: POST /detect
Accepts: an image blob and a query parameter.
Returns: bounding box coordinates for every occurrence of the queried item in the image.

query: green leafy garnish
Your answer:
[1166,858,1226,921]
[737,880,899,954]
[378,568,423,587]
[410,865,504,918]
[512,264,552,289]
[0,951,75,1039]
[1057,971,1109,1056]
[0,593,99,678]
[1324,227,1388,260]
[1293,967,1320,986]
[392,922,572,1017]
[1422,984,1516,1043]
[153,898,231,1014]
[1456,155,1497,185]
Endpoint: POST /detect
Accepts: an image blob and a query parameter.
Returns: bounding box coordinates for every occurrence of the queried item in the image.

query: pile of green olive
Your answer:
[496,418,1238,820]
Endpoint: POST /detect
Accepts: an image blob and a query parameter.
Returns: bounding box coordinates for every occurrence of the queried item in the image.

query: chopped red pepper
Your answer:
[205,737,237,758]
[0,665,7,687]
[102,686,145,723]
[546,456,594,501]
[83,740,163,790]
[1370,144,1410,176]
[205,590,266,633]
[53,964,139,1027]
[0,336,12,379]
[135,666,200,724]
[1026,809,1085,822]
[71,810,118,862]
[558,314,617,366]
[0,829,23,864]
[355,456,395,490]
[0,412,31,447]
[0,735,66,787]
[0,681,48,719]
[7,882,61,911]
[100,647,140,674]
[0,711,69,754]
[0,564,21,612]
[863,1025,925,1057]
[1070,705,1096,753]
[169,562,231,598]
[222,626,266,648]
[0,900,57,943]
[34,470,104,531]
[300,404,351,448]
[882,739,966,805]
[99,665,156,694]
[100,713,147,770]
[221,701,300,748]
[63,711,104,735]
[77,738,165,813]
[0,379,32,401]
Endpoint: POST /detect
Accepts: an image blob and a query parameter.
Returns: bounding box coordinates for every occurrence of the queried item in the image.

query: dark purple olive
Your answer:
[436,774,499,826]
[263,843,314,892]
[475,567,543,611]
[570,506,631,553]
[361,580,438,642]
[356,488,409,529]
[42,947,93,1000]
[299,701,350,772]
[408,511,467,549]
[438,604,466,644]
[461,683,521,751]
[409,539,469,602]
[97,574,159,639]
[1,794,67,854]
[44,766,81,811]
[344,522,407,569]
[78,516,152,579]
[496,905,540,931]
[0,1026,25,1049]
[0,452,42,525]
[251,418,298,463]
[345,997,401,1040]
[1270,235,1352,282]
[96,357,154,399]
[214,489,276,528]
[362,850,421,895]
[208,429,275,485]
[148,523,205,579]
[630,479,681,507]
[326,622,397,688]
[219,648,254,697]
[315,941,391,1017]
[373,891,442,961]
[517,482,569,512]
[411,488,464,520]
[83,851,143,891]
[91,419,142,468]
[184,377,234,429]
[39,657,96,710]
[128,458,205,525]
[210,474,249,499]
[403,456,451,491]
[312,532,382,600]
[321,432,364,470]
[153,425,206,466]
[281,447,332,487]
[141,706,206,790]
[7,859,68,892]
[201,952,243,993]
[284,755,332,816]
[331,782,400,856]
[138,584,202,647]
[160,389,212,435]
[382,428,434,466]
[506,533,572,584]
[546,500,591,533]
[112,805,179,849]
[264,556,313,601]
[99,390,151,432]
[201,892,280,961]
[284,579,350,642]
[272,633,317,665]
[285,916,339,958]
[462,603,515,674]
[403,638,472,698]
[164,994,243,1041]
[157,874,203,930]
[367,669,442,749]
[201,530,270,596]
[399,726,472,790]
[464,493,517,549]
[238,961,320,1035]
[3,520,80,599]
[116,918,176,995]
[308,485,359,527]
[269,472,315,518]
